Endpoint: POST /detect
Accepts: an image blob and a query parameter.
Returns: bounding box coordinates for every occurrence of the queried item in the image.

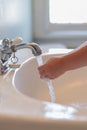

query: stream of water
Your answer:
[36,55,56,103]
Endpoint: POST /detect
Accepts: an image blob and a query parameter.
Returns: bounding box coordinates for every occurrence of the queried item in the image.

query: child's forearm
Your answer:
[63,41,87,71]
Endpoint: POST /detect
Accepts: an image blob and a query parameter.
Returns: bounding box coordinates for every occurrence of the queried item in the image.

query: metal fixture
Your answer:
[0,37,42,74]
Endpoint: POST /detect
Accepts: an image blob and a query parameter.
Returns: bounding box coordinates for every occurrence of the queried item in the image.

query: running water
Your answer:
[36,55,56,103]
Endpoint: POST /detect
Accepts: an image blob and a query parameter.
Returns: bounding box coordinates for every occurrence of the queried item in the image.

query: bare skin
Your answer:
[38,41,87,79]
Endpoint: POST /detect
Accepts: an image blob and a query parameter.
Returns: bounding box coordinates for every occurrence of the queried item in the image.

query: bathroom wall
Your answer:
[0,0,32,42]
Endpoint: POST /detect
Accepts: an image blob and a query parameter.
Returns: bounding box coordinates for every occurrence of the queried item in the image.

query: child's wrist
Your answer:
[61,55,70,73]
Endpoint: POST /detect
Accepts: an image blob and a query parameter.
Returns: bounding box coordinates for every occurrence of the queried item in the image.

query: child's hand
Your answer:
[38,41,87,80]
[38,57,65,79]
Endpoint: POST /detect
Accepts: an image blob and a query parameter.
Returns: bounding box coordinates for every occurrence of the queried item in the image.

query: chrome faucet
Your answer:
[0,37,42,74]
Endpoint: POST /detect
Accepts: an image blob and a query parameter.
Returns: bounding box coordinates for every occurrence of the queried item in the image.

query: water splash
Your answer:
[36,55,56,103]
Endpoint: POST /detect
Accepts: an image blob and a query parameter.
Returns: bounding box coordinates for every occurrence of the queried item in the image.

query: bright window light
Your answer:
[49,0,87,24]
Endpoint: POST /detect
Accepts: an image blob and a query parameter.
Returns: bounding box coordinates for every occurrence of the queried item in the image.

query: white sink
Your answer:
[13,52,87,105]
[1,49,87,130]
[12,51,87,130]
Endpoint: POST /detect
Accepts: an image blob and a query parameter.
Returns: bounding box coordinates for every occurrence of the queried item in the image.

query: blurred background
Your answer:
[0,0,87,51]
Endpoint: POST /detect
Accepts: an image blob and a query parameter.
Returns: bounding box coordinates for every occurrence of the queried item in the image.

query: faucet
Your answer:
[0,37,42,74]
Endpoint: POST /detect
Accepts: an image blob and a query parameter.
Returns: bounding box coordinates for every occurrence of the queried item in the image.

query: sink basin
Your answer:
[11,50,87,129]
[1,49,87,130]
[13,52,87,105]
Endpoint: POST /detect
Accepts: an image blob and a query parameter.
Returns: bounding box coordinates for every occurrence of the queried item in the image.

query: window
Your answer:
[0,0,32,42]
[33,0,87,48]
[50,0,87,24]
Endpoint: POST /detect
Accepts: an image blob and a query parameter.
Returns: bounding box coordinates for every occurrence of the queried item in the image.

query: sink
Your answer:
[11,50,87,129]
[1,49,87,130]
[13,52,87,105]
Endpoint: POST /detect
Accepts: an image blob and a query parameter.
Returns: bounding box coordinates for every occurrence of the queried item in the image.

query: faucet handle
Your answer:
[1,38,10,48]
[1,37,23,49]
[11,37,23,45]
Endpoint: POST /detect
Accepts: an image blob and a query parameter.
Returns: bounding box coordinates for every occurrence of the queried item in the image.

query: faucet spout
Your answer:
[12,42,42,56]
